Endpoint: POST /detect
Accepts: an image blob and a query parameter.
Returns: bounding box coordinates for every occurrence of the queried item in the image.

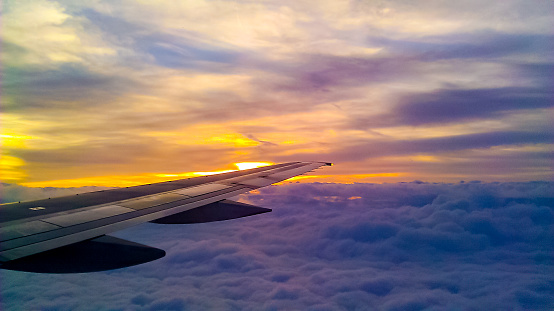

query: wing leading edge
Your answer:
[0,161,332,273]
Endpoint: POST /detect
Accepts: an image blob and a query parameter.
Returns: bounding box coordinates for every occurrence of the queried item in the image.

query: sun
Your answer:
[234,162,274,170]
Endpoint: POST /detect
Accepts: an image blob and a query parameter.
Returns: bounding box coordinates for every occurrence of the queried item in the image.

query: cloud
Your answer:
[370,32,554,61]
[2,0,114,68]
[2,182,553,310]
[3,64,133,111]
[2,1,552,184]
[390,87,553,126]
[277,130,553,165]
[80,9,242,71]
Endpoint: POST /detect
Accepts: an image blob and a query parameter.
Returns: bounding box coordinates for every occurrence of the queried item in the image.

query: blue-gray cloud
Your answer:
[391,87,553,126]
[3,64,134,111]
[82,9,241,71]
[370,32,554,61]
[2,182,552,310]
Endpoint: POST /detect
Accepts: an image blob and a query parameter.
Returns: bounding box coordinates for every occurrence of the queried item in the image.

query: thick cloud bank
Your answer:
[1,182,553,310]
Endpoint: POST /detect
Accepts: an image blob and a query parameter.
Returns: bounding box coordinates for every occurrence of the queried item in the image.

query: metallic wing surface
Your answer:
[0,162,332,273]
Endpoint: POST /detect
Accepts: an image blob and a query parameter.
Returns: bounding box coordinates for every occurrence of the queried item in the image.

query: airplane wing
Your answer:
[0,161,332,273]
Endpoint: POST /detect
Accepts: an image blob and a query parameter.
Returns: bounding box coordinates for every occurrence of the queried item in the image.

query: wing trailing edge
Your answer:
[150,199,271,224]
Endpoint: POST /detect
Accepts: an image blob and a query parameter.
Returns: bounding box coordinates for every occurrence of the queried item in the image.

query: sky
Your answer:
[1,0,553,186]
[1,1,554,310]
[1,181,553,310]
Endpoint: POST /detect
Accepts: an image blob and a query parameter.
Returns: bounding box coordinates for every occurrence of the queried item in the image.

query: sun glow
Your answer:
[19,170,238,188]
[20,162,275,188]
[234,162,273,170]
[1,134,33,148]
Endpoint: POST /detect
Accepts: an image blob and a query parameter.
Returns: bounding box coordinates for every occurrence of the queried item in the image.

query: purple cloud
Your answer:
[2,181,552,310]
[389,87,553,126]
[370,32,553,61]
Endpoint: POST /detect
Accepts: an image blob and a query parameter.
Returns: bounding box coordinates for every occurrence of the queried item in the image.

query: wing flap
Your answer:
[265,162,324,182]
[118,193,187,210]
[172,183,231,196]
[0,221,60,242]
[235,177,275,188]
[150,199,271,224]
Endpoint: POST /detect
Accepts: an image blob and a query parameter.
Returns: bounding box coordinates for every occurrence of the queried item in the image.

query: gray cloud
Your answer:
[3,64,135,111]
[370,32,554,61]
[81,8,243,72]
[276,130,554,164]
[390,87,553,126]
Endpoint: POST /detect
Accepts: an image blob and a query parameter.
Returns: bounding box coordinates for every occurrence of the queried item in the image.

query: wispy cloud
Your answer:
[1,0,552,184]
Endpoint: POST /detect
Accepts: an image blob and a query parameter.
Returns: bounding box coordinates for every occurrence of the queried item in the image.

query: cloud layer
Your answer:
[2,182,552,310]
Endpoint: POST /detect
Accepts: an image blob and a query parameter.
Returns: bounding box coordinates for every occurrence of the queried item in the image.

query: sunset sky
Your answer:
[1,2,553,310]
[2,0,553,186]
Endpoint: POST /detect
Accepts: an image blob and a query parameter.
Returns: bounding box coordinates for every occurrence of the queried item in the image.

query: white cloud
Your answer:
[3,0,114,68]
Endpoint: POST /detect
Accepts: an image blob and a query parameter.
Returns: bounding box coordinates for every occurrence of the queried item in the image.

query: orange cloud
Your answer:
[20,162,276,188]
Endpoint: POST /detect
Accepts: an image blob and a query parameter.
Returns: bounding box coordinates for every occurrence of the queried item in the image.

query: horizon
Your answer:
[3,158,553,189]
